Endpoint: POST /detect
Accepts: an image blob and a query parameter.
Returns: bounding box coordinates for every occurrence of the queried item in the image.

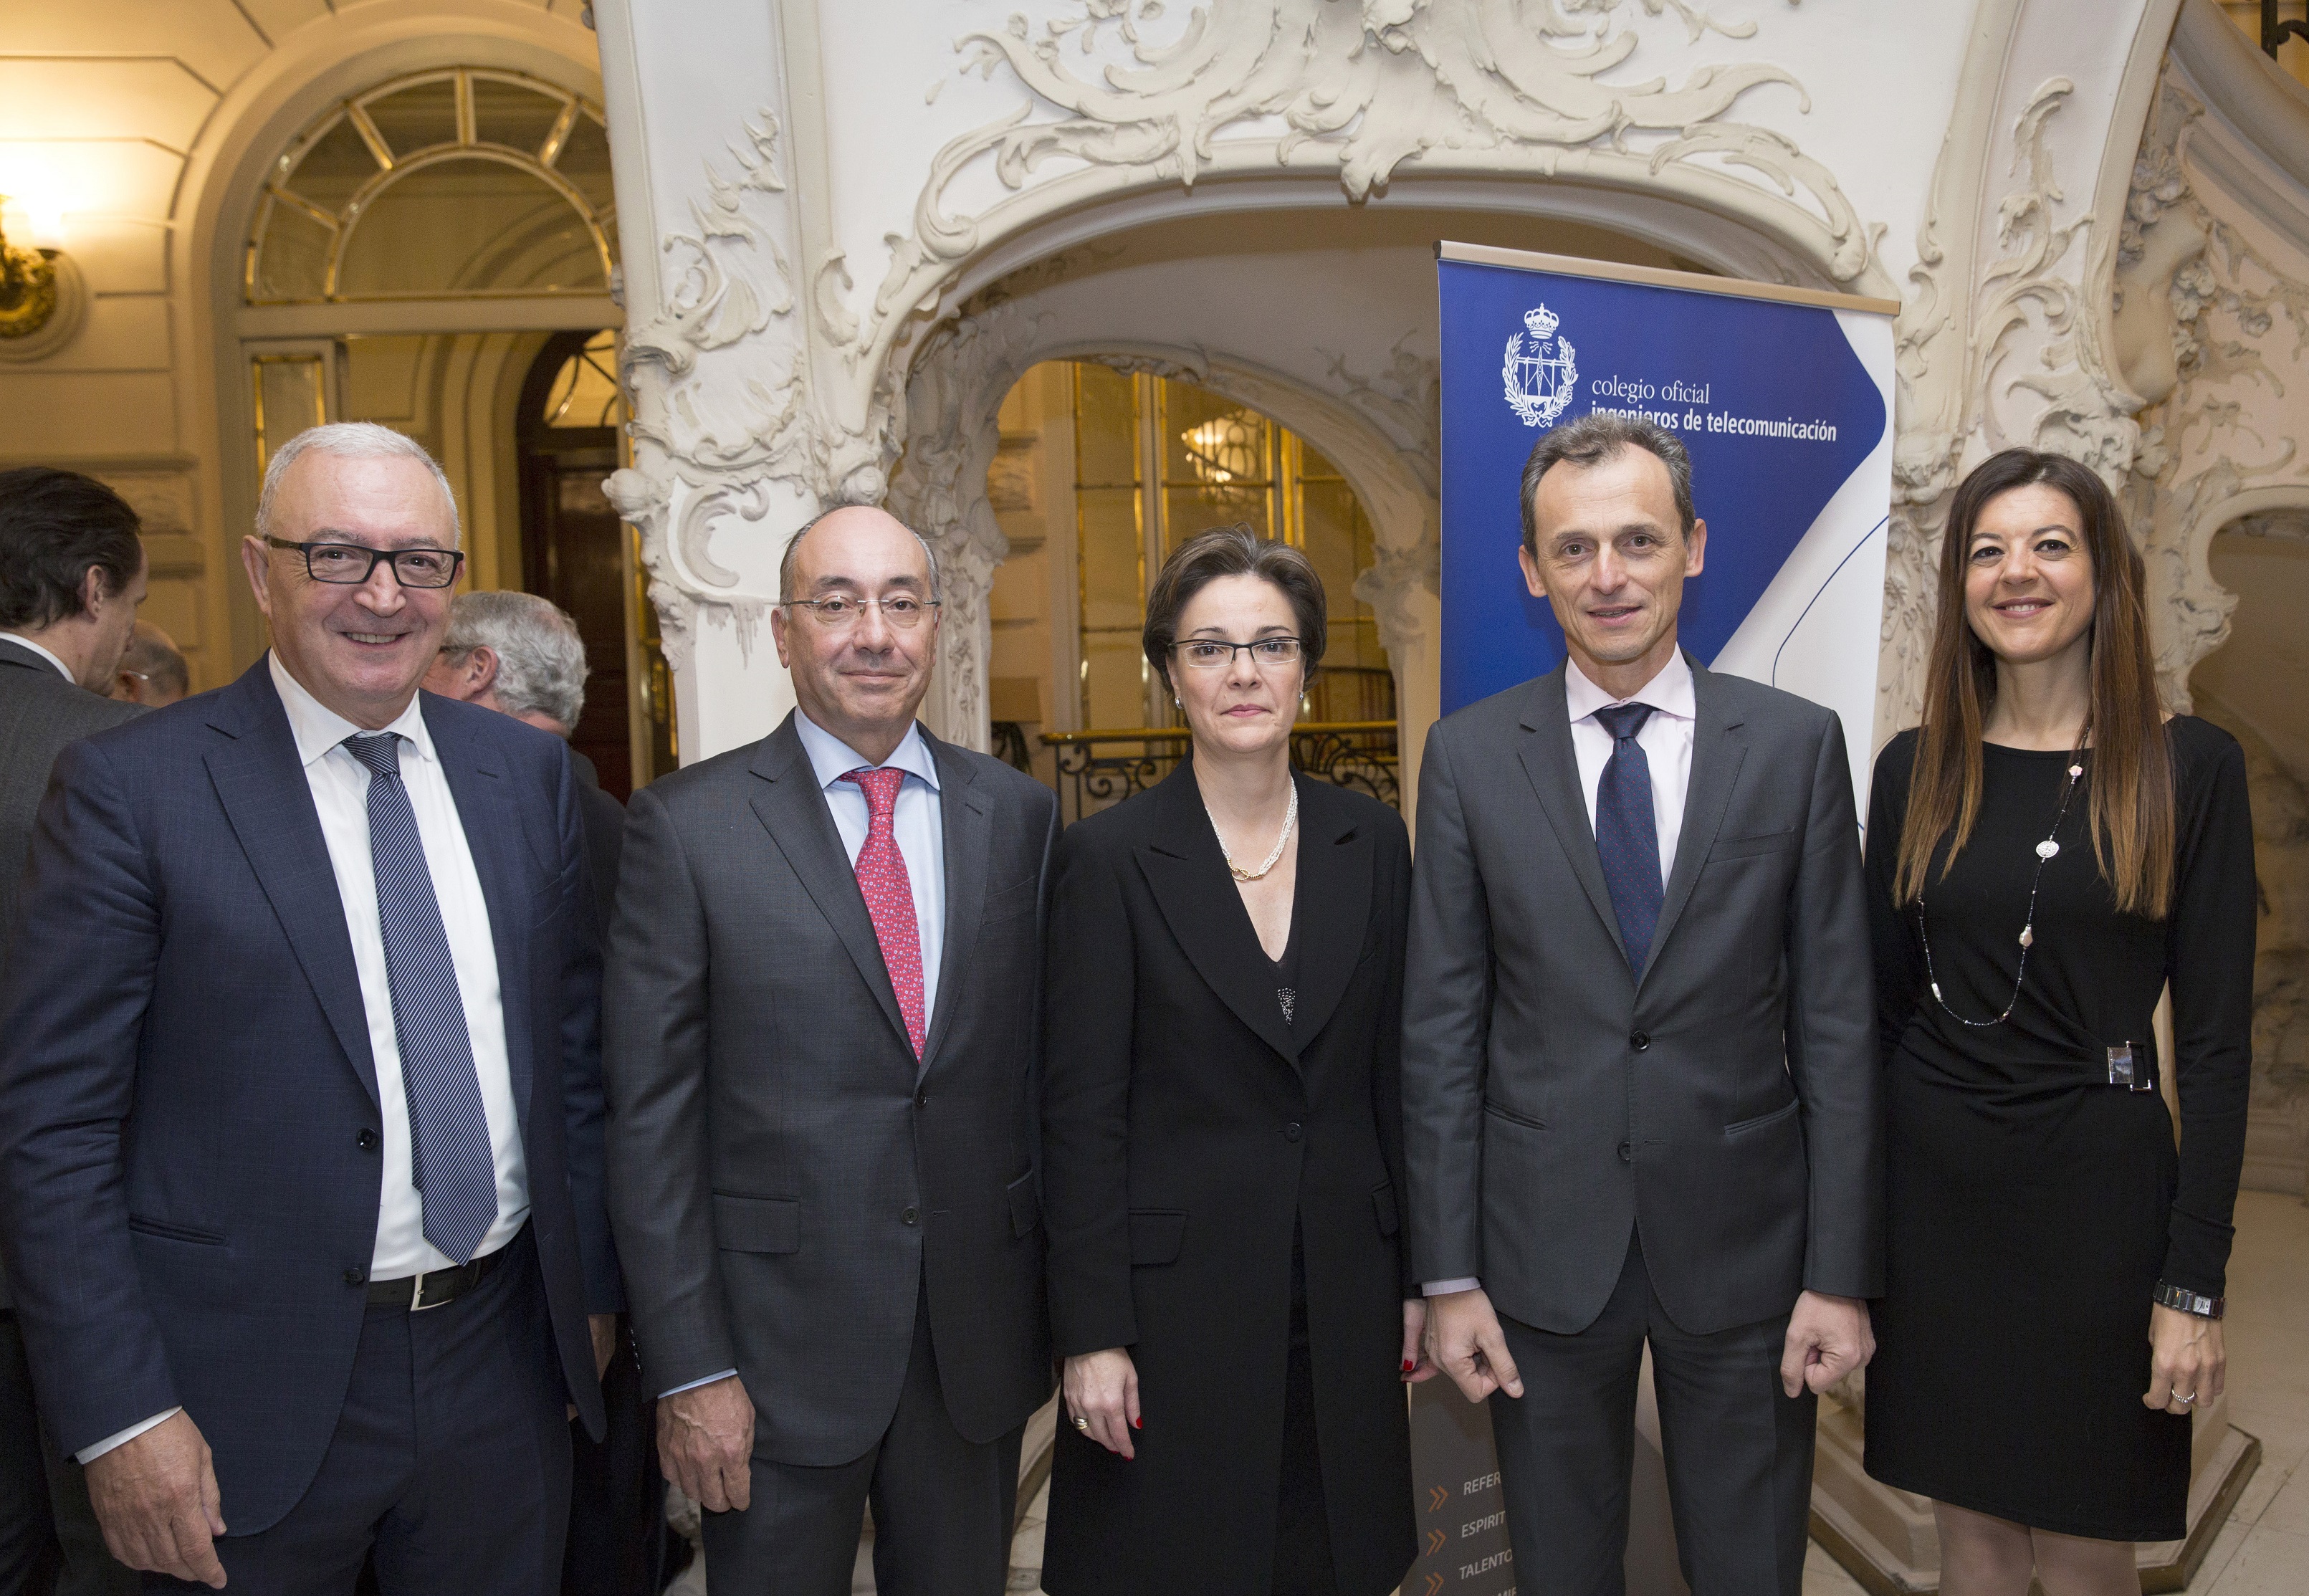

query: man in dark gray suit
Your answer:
[1404,415,1880,1596]
[0,467,147,1596]
[604,505,1054,1596]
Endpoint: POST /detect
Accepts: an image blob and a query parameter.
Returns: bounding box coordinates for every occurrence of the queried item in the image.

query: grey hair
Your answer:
[777,507,941,603]
[1519,412,1696,555]
[256,422,462,545]
[440,591,589,732]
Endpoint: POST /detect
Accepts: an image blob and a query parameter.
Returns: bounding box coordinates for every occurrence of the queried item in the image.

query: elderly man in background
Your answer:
[112,620,189,708]
[424,588,656,1595]
[0,423,621,1592]
[424,591,625,932]
[604,505,1056,1596]
[0,466,147,1596]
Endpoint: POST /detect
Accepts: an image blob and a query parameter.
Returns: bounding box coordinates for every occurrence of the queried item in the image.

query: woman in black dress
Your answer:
[1863,450,2255,1595]
[1038,527,1429,1596]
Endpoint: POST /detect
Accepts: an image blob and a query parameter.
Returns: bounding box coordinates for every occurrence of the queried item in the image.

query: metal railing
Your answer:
[1038,720,1399,824]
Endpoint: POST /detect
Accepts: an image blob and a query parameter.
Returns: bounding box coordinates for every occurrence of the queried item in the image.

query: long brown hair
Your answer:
[1893,449,2174,917]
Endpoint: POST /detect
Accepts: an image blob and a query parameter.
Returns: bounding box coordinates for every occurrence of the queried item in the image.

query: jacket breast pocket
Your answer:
[983,876,1038,924]
[1708,828,1797,863]
[711,1193,800,1254]
[1128,1210,1187,1266]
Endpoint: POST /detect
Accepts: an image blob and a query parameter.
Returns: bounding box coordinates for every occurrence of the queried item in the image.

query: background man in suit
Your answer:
[424,591,625,931]
[604,505,1055,1596]
[425,589,658,1596]
[0,467,148,1596]
[112,620,189,708]
[1403,414,1880,1596]
[0,424,621,1592]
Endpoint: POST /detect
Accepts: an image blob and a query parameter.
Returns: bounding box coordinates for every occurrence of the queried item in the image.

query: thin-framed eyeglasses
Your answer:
[264,536,464,590]
[1172,636,1304,670]
[778,594,940,630]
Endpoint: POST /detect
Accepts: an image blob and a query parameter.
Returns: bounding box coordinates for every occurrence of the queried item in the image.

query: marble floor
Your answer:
[1003,1190,2309,1596]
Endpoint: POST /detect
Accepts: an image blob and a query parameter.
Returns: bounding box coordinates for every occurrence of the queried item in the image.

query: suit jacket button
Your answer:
[1284,1123,1303,1142]
[1617,1139,1632,1164]
[914,1091,927,1110]
[1630,1032,1650,1051]
[344,1266,367,1286]
[356,1128,380,1151]
[902,1207,919,1226]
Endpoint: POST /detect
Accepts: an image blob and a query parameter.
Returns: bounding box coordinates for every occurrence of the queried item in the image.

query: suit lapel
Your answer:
[1135,764,1300,1065]
[1643,659,1746,987]
[201,665,379,1108]
[1514,670,1630,967]
[747,717,912,1054]
[918,730,986,1079]
[1275,779,1372,1056]
[428,702,535,1128]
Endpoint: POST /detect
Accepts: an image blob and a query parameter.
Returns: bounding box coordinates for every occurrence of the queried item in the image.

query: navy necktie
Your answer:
[1592,702,1663,975]
[345,732,497,1263]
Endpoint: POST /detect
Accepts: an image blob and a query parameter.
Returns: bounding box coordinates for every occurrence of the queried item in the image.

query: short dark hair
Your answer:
[1142,524,1327,692]
[0,467,144,631]
[1519,413,1696,557]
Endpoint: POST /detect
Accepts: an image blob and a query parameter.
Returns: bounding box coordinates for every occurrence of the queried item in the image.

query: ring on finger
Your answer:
[1071,1414,1090,1430]
[2174,1392,2196,1405]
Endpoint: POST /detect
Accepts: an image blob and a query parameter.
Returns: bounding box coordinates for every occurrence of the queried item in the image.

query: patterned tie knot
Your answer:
[1593,702,1655,744]
[840,765,904,820]
[345,731,403,779]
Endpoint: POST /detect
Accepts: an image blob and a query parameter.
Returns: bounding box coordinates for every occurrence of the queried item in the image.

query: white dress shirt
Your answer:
[0,632,75,682]
[659,711,946,1403]
[1423,651,1698,1299]
[81,656,534,1463]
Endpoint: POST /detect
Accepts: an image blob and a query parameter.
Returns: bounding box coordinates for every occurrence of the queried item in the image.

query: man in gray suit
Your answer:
[604,505,1055,1596]
[0,466,147,1596]
[1404,416,1880,1596]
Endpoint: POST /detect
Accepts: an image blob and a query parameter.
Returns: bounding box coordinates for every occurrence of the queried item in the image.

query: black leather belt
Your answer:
[367,1239,510,1311]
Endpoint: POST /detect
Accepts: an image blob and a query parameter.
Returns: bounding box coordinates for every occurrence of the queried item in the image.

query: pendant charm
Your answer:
[2069,765,2084,780]
[2018,924,2033,949]
[2036,838,2060,860]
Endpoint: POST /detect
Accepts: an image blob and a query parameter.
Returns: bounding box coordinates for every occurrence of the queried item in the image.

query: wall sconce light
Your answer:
[0,195,87,362]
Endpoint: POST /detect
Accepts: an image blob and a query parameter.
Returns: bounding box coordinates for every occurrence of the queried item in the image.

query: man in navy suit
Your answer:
[0,424,621,1592]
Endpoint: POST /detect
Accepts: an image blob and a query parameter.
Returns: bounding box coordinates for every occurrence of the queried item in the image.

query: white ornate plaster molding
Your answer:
[2123,34,2309,706]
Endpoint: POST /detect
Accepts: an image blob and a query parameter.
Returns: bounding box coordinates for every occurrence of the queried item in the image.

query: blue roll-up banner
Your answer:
[1436,243,1898,809]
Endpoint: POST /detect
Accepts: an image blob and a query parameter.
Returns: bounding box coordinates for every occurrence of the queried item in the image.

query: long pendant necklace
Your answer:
[1916,752,2085,1028]
[1208,781,1299,882]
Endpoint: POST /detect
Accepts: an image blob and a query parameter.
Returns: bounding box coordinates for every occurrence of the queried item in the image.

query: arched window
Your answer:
[244,69,615,304]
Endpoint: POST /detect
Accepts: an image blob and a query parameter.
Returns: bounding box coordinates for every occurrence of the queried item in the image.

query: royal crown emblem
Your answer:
[1503,302,1577,428]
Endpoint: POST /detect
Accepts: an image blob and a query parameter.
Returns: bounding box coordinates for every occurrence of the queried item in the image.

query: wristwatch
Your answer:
[2153,1280,2224,1319]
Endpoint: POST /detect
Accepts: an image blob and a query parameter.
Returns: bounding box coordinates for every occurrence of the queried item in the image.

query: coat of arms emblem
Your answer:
[1502,305,1577,428]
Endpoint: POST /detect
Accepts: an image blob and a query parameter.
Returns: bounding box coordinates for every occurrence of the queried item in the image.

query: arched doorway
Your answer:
[985,359,1398,821]
[224,62,673,788]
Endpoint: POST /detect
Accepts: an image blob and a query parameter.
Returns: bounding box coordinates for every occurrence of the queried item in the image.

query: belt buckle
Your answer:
[408,1267,454,1312]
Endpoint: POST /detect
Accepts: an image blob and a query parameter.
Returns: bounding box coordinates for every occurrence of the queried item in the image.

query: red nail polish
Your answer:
[1132,1417,1142,1430]
[1403,1360,1417,1372]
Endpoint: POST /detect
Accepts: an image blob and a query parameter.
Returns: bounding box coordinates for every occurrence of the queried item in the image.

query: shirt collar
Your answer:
[1564,649,1696,725]
[0,633,77,683]
[267,650,437,770]
[793,709,940,794]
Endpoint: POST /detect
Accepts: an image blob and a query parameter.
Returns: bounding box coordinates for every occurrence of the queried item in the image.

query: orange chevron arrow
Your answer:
[1427,1529,1448,1556]
[1424,1575,1444,1596]
[1429,1485,1450,1511]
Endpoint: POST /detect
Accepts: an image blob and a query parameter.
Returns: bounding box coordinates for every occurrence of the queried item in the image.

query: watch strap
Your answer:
[2153,1280,2224,1319]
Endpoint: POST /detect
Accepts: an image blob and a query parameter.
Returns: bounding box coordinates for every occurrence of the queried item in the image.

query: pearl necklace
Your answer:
[1916,753,2084,1028]
[1209,783,1299,881]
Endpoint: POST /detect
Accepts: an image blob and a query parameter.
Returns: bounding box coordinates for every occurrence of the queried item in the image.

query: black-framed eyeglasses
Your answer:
[264,536,464,590]
[778,594,940,630]
[1172,636,1304,670]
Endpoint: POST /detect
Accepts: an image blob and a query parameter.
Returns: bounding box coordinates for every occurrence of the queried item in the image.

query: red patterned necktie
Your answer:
[839,765,927,1058]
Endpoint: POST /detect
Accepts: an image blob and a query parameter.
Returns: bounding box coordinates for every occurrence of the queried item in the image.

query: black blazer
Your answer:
[1040,763,1415,1596]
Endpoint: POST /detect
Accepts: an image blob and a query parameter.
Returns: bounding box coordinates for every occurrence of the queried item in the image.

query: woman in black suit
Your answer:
[1038,526,1429,1596]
